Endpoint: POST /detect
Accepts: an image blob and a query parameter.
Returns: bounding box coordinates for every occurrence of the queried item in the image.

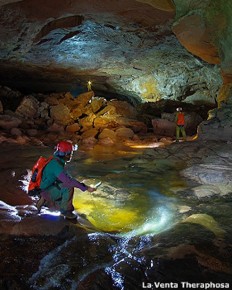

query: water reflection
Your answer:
[72,151,183,235]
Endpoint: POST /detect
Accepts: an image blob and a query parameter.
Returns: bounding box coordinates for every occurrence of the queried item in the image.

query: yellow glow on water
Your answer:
[73,190,143,232]
[82,144,141,162]
[129,143,162,149]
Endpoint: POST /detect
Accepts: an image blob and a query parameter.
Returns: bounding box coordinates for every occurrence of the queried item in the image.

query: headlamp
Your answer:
[73,144,79,151]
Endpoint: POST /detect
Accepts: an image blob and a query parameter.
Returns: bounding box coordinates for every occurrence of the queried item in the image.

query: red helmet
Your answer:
[55,140,73,155]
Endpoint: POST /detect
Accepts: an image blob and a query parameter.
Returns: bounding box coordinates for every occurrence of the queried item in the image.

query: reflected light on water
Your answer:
[129,142,163,149]
[122,206,173,238]
[73,191,141,232]
[73,189,174,237]
[40,208,61,216]
[39,208,61,220]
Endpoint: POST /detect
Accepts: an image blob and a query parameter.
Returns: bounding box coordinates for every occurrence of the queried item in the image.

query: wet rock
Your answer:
[182,213,225,237]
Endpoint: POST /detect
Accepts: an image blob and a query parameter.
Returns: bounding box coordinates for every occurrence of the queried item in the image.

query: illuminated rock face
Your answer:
[173,0,232,82]
[0,0,224,105]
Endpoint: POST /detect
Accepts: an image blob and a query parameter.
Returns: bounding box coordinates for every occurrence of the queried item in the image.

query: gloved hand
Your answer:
[87,186,96,192]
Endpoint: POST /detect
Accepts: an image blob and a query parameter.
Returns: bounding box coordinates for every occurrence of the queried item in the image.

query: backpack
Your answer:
[177,112,185,126]
[28,156,53,196]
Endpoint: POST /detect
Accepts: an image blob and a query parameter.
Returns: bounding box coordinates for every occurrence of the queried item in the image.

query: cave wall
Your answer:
[172,0,232,140]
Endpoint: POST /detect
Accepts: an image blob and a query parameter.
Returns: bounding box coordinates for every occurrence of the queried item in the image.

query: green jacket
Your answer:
[40,157,65,190]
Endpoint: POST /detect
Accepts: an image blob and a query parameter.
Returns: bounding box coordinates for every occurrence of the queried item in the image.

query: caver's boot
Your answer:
[36,197,46,213]
[60,210,77,220]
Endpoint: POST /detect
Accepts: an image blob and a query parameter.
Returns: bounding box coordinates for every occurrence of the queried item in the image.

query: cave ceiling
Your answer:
[0,0,230,104]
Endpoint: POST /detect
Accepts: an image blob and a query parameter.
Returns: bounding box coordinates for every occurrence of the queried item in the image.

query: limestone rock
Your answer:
[79,113,96,131]
[90,97,106,113]
[0,114,22,130]
[115,127,134,139]
[65,123,80,133]
[0,100,3,113]
[15,96,39,119]
[173,14,220,64]
[182,213,225,237]
[198,105,232,141]
[26,129,38,137]
[152,118,175,136]
[74,91,94,107]
[47,122,65,133]
[50,104,73,125]
[81,128,99,139]
[98,128,116,142]
[10,127,22,136]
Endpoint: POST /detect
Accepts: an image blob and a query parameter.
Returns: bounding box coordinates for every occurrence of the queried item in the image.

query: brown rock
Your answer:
[66,123,80,133]
[98,128,116,141]
[115,127,134,139]
[81,128,99,139]
[152,118,175,136]
[0,115,22,130]
[50,104,73,125]
[10,127,22,136]
[79,113,95,131]
[90,97,106,113]
[74,91,94,107]
[173,14,220,64]
[47,122,65,132]
[15,96,39,119]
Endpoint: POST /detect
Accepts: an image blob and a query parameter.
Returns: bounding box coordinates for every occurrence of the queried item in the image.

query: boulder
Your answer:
[15,96,39,119]
[0,115,22,130]
[152,118,176,136]
[66,123,80,133]
[26,129,38,137]
[47,122,65,133]
[109,100,137,118]
[10,127,22,136]
[73,91,94,107]
[50,104,73,125]
[98,136,115,146]
[81,128,99,139]
[98,128,116,142]
[79,113,96,131]
[90,97,106,113]
[115,127,134,139]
